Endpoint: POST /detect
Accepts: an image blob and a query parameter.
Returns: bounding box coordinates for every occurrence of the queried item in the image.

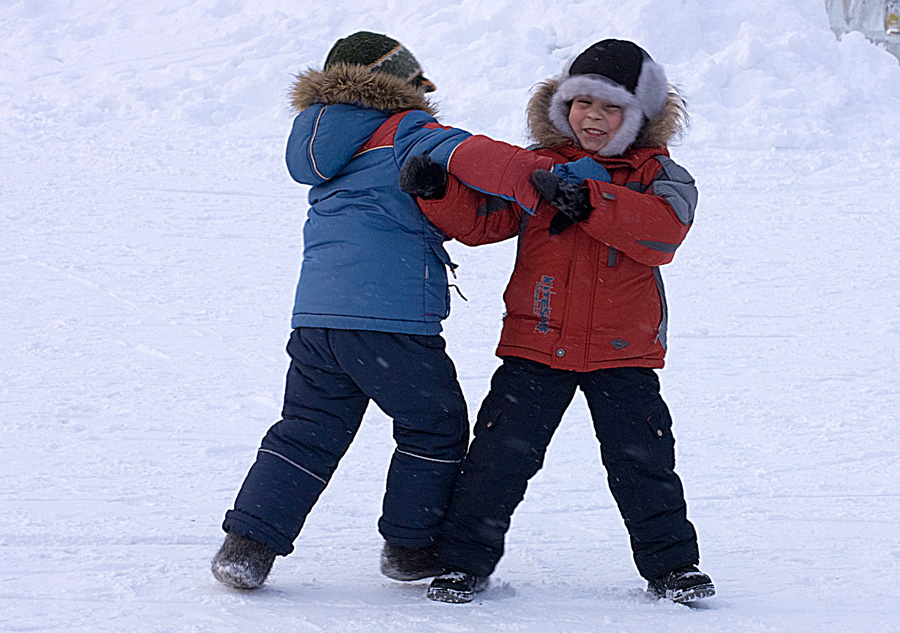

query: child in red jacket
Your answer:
[400,39,714,604]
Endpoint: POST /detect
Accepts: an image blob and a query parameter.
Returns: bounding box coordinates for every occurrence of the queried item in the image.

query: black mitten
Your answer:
[399,154,448,200]
[531,169,592,235]
[548,210,576,236]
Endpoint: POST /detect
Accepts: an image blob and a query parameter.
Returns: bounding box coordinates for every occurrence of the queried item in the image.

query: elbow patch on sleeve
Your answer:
[637,240,680,253]
[652,155,698,226]
[477,195,512,217]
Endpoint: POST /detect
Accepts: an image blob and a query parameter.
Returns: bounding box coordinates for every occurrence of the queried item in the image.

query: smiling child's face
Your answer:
[567,95,625,153]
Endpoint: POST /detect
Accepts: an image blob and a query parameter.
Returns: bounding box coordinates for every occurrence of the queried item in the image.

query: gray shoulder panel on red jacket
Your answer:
[652,155,697,226]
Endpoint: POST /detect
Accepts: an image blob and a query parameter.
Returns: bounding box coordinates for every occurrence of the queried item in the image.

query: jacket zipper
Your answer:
[583,233,600,372]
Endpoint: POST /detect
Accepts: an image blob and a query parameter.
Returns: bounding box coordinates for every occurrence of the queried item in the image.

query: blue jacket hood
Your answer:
[286,105,388,185]
[283,64,471,335]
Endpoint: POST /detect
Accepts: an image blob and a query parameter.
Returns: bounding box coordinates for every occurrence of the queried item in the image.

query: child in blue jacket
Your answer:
[212,32,474,590]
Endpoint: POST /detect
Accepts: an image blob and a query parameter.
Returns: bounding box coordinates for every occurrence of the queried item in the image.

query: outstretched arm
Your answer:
[439,136,557,214]
[400,155,521,246]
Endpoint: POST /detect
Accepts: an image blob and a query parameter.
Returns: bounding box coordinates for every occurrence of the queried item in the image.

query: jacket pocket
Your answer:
[424,240,457,319]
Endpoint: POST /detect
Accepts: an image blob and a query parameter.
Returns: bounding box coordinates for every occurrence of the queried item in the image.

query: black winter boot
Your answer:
[211,532,277,589]
[380,542,443,581]
[427,571,489,603]
[647,565,715,603]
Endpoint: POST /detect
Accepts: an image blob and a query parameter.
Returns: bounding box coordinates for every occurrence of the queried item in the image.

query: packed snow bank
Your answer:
[2,0,899,155]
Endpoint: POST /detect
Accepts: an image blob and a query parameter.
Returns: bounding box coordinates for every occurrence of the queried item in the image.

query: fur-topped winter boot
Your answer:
[380,541,443,581]
[211,532,277,589]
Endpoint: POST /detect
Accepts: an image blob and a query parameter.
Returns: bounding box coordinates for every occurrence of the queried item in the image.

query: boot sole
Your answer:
[211,562,266,590]
[667,582,716,603]
[427,577,488,604]
[381,566,444,582]
[427,585,475,604]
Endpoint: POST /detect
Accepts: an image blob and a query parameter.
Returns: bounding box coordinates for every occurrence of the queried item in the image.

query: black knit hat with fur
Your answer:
[549,39,668,156]
[324,31,436,93]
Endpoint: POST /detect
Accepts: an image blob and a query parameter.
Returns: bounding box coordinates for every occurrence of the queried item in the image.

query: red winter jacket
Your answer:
[424,133,697,372]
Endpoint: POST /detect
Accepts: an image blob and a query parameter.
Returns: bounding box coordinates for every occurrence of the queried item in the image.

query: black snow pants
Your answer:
[223,327,469,555]
[436,356,699,580]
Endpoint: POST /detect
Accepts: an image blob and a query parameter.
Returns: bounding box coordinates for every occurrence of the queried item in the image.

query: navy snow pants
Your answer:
[436,356,699,580]
[223,327,469,555]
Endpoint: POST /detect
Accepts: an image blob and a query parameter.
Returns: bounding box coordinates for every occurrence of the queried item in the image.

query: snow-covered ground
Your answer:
[2,1,899,631]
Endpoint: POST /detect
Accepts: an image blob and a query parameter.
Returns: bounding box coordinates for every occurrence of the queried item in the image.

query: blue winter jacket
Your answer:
[284,72,470,335]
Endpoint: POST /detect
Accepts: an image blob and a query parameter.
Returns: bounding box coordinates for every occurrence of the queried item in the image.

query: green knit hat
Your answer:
[324,31,436,93]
